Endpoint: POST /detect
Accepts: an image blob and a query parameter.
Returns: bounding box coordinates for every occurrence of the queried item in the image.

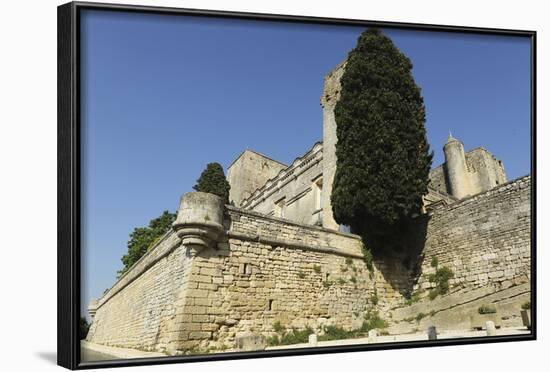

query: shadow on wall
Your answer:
[367,215,430,299]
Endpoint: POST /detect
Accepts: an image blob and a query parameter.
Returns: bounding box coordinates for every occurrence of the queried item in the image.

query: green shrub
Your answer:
[350,276,357,284]
[322,280,333,289]
[345,257,353,265]
[415,312,426,323]
[269,327,313,346]
[405,289,423,306]
[478,304,497,314]
[313,265,322,273]
[430,256,438,268]
[80,317,90,340]
[428,288,439,301]
[362,308,388,330]
[297,271,306,279]
[273,321,285,333]
[318,325,357,341]
[427,266,454,300]
[370,291,379,306]
[521,301,531,310]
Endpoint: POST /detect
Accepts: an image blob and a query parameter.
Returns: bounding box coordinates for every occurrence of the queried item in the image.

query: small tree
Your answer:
[118,210,176,277]
[80,317,90,340]
[193,162,230,203]
[331,28,433,253]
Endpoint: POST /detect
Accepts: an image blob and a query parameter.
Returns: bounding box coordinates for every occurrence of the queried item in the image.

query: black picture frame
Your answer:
[58,1,537,370]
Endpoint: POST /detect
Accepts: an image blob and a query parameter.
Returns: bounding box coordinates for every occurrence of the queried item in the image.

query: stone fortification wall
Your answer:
[86,194,379,354]
[420,175,530,293]
[387,176,531,331]
[87,176,531,353]
[86,231,194,352]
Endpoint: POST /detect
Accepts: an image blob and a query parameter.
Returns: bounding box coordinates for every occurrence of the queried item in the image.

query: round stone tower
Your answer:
[172,192,225,256]
[443,134,471,199]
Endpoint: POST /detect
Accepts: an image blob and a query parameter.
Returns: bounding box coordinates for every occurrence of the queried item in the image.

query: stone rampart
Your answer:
[87,176,531,353]
[420,175,530,293]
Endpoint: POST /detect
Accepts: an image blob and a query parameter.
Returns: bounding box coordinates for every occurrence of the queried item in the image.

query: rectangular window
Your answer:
[274,197,286,218]
[314,178,323,210]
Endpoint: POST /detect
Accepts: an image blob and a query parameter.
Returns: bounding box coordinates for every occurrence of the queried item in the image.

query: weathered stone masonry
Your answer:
[421,175,530,292]
[87,192,376,354]
[87,176,531,352]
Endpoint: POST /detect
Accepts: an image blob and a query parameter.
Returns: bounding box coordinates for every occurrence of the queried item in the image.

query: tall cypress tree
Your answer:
[331,29,433,252]
[193,162,231,203]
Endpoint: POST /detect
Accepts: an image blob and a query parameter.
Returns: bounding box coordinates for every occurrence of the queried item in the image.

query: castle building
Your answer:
[85,59,530,355]
[227,62,507,229]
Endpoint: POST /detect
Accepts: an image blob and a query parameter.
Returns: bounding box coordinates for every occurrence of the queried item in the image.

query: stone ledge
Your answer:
[227,205,361,240]
[227,230,364,259]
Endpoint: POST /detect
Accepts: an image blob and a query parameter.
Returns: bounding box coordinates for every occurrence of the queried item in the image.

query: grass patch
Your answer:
[370,290,379,306]
[273,321,285,333]
[478,304,497,314]
[313,264,322,274]
[267,327,313,346]
[362,308,388,330]
[322,280,334,289]
[405,288,424,306]
[415,312,426,323]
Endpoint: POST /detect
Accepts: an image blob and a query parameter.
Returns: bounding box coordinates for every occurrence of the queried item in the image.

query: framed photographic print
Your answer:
[58,1,536,369]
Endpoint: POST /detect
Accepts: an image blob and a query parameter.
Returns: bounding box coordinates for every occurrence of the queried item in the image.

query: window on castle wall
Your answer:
[268,299,274,311]
[313,178,323,210]
[325,273,330,282]
[274,198,285,218]
[240,263,251,275]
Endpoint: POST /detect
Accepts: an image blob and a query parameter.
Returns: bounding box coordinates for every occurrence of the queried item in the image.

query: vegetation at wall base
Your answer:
[267,326,313,346]
[478,304,497,314]
[268,308,388,346]
[428,266,454,300]
[118,210,176,278]
[193,162,231,203]
[331,28,433,255]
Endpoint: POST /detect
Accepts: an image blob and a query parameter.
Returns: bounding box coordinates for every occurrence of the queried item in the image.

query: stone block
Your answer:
[192,275,212,284]
[189,331,211,340]
[235,334,266,351]
[188,289,208,298]
[192,314,209,322]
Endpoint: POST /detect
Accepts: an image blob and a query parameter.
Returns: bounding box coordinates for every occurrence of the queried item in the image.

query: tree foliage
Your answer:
[80,317,90,340]
[193,162,231,203]
[331,28,433,251]
[118,210,176,277]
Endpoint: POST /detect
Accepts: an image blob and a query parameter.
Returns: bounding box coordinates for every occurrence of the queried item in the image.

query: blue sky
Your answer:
[80,10,531,318]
